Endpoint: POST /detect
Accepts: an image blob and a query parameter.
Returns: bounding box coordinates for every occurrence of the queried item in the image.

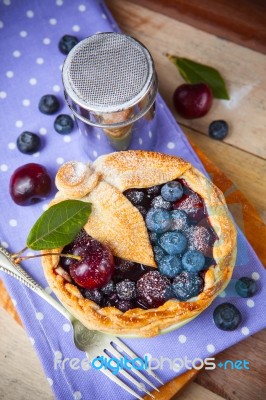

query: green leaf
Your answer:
[168,55,230,100]
[26,200,91,250]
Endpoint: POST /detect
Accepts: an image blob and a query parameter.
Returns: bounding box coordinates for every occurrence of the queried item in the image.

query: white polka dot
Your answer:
[139,138,143,145]
[26,10,34,18]
[56,157,64,165]
[9,219,17,227]
[11,298,17,306]
[72,25,80,32]
[73,391,82,400]
[8,142,16,150]
[15,120,23,128]
[39,127,47,135]
[247,299,255,308]
[3,0,11,6]
[0,21,4,29]
[207,344,215,353]
[19,30,28,37]
[219,290,226,298]
[45,286,52,294]
[241,327,249,336]
[93,150,98,158]
[63,323,71,332]
[49,18,57,25]
[43,37,51,45]
[252,272,260,281]
[102,13,107,19]
[42,204,49,211]
[36,312,44,321]
[26,251,34,257]
[6,71,14,78]
[13,50,21,58]
[78,4,86,12]
[96,133,101,140]
[167,142,175,149]
[63,135,71,143]
[0,91,7,99]
[47,378,53,386]
[36,57,44,65]
[1,164,8,172]
[29,337,35,345]
[178,335,187,344]
[53,84,60,92]
[149,130,153,138]
[1,241,9,248]
[33,152,40,158]
[56,0,64,5]
[22,99,30,106]
[29,78,37,85]
[54,350,62,358]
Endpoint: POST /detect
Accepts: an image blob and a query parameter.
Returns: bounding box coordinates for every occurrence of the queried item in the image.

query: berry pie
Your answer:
[42,151,237,337]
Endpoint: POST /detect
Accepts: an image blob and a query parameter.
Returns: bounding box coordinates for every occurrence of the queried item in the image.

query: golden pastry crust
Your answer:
[42,151,237,337]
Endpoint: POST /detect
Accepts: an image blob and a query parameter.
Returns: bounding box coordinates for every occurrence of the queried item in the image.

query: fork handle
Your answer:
[0,246,74,323]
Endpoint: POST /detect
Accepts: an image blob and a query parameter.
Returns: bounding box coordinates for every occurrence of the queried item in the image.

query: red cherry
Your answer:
[9,163,52,205]
[69,235,115,289]
[173,83,213,119]
[173,192,205,223]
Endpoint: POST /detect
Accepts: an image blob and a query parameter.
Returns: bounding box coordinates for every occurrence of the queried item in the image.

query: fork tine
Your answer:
[107,344,159,392]
[103,350,156,398]
[111,337,164,385]
[87,351,144,400]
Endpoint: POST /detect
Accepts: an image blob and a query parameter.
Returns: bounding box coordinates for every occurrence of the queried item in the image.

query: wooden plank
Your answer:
[106,0,266,159]
[0,307,53,400]
[132,0,266,54]
[175,382,225,400]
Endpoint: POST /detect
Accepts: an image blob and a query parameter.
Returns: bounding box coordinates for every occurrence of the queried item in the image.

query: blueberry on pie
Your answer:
[42,151,237,337]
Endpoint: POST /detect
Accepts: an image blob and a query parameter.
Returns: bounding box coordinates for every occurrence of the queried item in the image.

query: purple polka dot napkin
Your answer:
[0,1,265,399]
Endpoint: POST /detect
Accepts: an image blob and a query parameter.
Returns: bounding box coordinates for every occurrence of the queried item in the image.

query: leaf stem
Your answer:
[13,252,82,264]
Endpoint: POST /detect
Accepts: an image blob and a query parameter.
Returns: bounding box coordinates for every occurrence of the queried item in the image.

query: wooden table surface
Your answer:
[1,1,265,399]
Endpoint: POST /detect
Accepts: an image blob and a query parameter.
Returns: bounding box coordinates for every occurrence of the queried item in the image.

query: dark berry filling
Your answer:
[57,179,218,311]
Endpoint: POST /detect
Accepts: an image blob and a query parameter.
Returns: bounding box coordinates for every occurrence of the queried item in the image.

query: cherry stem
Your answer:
[13,252,82,264]
[11,246,28,260]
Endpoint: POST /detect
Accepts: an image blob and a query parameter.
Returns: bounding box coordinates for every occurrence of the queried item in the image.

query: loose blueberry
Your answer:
[161,181,183,202]
[209,120,229,141]
[159,231,187,255]
[17,131,41,154]
[172,271,204,301]
[116,279,136,300]
[153,245,165,263]
[82,288,103,306]
[213,303,242,331]
[151,195,172,210]
[170,209,189,231]
[101,280,115,296]
[158,255,182,278]
[136,271,171,308]
[58,34,79,55]
[235,277,257,298]
[182,250,205,272]
[145,208,171,233]
[54,114,74,134]
[38,94,60,115]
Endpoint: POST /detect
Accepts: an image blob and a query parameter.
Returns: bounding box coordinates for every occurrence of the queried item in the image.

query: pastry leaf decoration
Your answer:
[26,200,91,250]
[167,55,230,100]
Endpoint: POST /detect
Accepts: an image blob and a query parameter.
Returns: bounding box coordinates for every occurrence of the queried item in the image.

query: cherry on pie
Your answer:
[42,151,237,337]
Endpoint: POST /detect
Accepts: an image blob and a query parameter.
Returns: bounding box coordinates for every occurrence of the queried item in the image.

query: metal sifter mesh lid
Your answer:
[62,32,158,127]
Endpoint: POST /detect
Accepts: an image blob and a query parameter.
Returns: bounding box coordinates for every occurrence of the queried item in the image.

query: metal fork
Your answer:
[0,246,163,399]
